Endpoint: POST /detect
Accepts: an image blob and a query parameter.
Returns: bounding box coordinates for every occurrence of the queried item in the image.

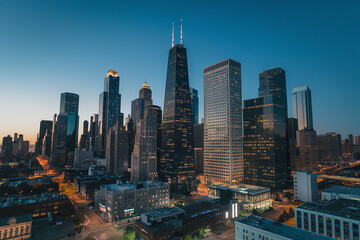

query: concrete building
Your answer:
[73,148,94,168]
[204,59,243,184]
[295,199,360,239]
[296,129,318,172]
[236,215,333,240]
[317,132,342,166]
[322,186,360,201]
[95,181,169,222]
[294,171,318,202]
[208,183,272,210]
[0,214,32,240]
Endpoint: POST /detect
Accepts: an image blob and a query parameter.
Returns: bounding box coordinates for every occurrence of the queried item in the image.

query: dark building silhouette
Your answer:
[288,118,299,170]
[42,129,52,157]
[79,120,89,150]
[159,44,195,191]
[35,120,53,155]
[98,70,122,158]
[244,68,288,189]
[194,123,204,175]
[1,135,12,158]
[125,115,135,168]
[317,132,342,166]
[190,87,199,125]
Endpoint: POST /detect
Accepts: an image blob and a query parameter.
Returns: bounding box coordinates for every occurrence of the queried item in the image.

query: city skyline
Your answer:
[1,0,359,144]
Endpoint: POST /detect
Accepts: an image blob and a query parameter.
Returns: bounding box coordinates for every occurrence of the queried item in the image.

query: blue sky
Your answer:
[0,0,359,144]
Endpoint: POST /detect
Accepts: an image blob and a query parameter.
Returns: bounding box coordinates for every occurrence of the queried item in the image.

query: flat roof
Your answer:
[0,214,32,226]
[102,181,168,193]
[208,183,269,195]
[142,207,185,221]
[237,215,333,240]
[297,199,360,221]
[323,185,360,196]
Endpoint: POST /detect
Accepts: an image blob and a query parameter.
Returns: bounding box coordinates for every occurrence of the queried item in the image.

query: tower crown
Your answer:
[107,69,118,77]
[141,82,150,90]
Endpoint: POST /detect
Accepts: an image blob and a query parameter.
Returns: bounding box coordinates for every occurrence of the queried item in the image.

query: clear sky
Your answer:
[0,0,359,144]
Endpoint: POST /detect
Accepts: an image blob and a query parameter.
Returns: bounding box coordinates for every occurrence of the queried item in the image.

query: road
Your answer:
[204,227,235,240]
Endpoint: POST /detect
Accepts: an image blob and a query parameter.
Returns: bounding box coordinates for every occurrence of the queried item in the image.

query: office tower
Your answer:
[35,120,53,154]
[131,82,153,130]
[22,140,29,156]
[288,118,298,140]
[13,133,18,142]
[355,135,360,145]
[42,129,52,157]
[1,135,12,158]
[89,114,99,152]
[317,132,342,166]
[194,123,204,175]
[348,134,354,144]
[342,136,354,164]
[79,120,89,149]
[51,92,79,167]
[243,68,288,189]
[203,59,242,184]
[288,118,298,170]
[98,70,121,158]
[125,115,135,168]
[12,134,24,156]
[159,43,195,191]
[131,105,160,182]
[106,117,128,176]
[294,171,318,202]
[296,129,318,172]
[190,87,199,125]
[293,86,313,130]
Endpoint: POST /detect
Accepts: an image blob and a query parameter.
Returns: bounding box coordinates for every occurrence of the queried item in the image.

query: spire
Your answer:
[180,19,183,45]
[172,22,174,47]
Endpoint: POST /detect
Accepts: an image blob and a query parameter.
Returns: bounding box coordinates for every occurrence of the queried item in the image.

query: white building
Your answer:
[236,215,333,240]
[295,199,360,239]
[322,185,360,201]
[294,170,318,202]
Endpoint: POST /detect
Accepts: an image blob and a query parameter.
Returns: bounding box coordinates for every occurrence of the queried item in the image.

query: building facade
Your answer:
[317,132,342,166]
[203,59,243,184]
[322,185,360,201]
[296,129,318,172]
[0,214,32,240]
[294,171,318,202]
[293,86,313,131]
[190,87,199,125]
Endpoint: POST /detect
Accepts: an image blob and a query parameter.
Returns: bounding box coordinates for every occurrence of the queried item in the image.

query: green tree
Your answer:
[183,232,193,240]
[124,226,136,240]
[73,209,85,226]
[289,207,295,217]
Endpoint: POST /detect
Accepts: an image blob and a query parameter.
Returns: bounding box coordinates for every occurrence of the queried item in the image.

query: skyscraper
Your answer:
[98,70,122,157]
[35,120,53,154]
[296,129,318,172]
[317,132,341,166]
[293,86,313,130]
[203,59,243,184]
[190,87,199,125]
[131,82,153,129]
[1,135,12,158]
[288,118,299,170]
[159,43,195,191]
[355,135,360,145]
[50,92,79,167]
[243,68,288,189]
[79,120,89,149]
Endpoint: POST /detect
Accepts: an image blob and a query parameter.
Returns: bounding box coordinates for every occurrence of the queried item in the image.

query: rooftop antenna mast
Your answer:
[172,22,174,47]
[180,19,183,45]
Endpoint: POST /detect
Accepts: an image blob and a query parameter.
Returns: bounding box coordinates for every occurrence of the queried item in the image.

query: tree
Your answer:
[73,209,85,226]
[124,226,136,240]
[183,232,193,240]
[289,207,295,217]
[282,210,289,219]
[278,214,285,222]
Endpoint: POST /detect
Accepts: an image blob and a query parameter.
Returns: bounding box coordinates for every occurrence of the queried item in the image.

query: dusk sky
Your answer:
[0,0,359,144]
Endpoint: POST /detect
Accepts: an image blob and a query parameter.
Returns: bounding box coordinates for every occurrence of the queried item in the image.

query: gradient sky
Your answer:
[0,0,359,144]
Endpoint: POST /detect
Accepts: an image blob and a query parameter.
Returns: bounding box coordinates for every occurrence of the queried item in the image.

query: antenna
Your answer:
[172,22,174,47]
[180,19,183,45]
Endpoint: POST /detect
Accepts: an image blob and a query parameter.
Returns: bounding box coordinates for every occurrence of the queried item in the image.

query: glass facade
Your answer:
[190,87,199,125]
[203,59,243,184]
[293,85,313,130]
[160,45,195,189]
[60,92,79,114]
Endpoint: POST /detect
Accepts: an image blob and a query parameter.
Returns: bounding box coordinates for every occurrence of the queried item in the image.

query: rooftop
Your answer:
[323,185,360,196]
[142,207,185,222]
[102,181,168,192]
[208,183,269,196]
[296,199,360,221]
[0,214,32,226]
[237,215,333,240]
[0,193,66,208]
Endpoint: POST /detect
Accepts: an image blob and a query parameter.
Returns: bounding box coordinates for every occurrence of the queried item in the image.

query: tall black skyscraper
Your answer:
[1,135,12,158]
[190,87,199,125]
[35,120,53,154]
[159,42,195,191]
[243,68,288,189]
[79,120,89,149]
[98,70,122,157]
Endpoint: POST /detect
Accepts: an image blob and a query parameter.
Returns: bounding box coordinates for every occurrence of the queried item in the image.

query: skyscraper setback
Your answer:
[160,43,195,190]
[203,59,243,184]
[293,86,313,130]
[243,68,288,189]
[98,70,122,157]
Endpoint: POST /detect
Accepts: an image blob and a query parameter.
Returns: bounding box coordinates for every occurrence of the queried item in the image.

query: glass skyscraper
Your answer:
[243,68,288,189]
[203,59,243,184]
[293,85,313,130]
[190,87,199,125]
[160,44,195,190]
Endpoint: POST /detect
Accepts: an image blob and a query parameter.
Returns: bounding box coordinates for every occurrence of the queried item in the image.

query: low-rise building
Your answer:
[208,183,271,210]
[136,201,225,240]
[236,215,333,240]
[0,214,32,240]
[95,181,169,222]
[295,199,360,239]
[294,171,318,202]
[322,185,360,201]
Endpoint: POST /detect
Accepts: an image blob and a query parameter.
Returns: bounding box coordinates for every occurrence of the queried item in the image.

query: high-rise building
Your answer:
[1,135,12,158]
[159,44,195,191]
[35,120,53,155]
[98,70,122,158]
[288,118,298,170]
[125,115,135,168]
[42,129,52,157]
[296,129,318,172]
[106,117,128,176]
[131,105,160,182]
[89,114,99,152]
[79,120,89,150]
[194,123,204,175]
[317,132,342,166]
[190,87,199,125]
[355,135,360,145]
[203,59,242,184]
[293,86,313,130]
[243,68,288,189]
[50,92,79,167]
